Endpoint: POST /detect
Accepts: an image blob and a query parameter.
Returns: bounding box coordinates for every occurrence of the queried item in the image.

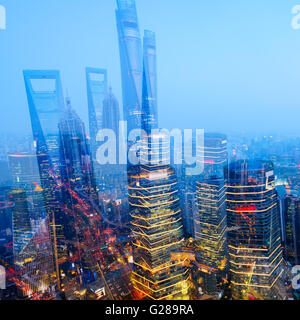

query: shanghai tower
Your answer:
[142,30,158,132]
[116,0,143,134]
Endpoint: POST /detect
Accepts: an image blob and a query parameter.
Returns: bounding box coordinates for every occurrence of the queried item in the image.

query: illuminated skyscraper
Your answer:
[23,70,66,289]
[11,190,32,259]
[198,133,228,179]
[8,153,40,192]
[142,30,158,131]
[117,0,189,300]
[194,133,228,294]
[116,0,143,134]
[129,135,190,300]
[8,153,47,222]
[59,97,95,193]
[226,160,284,300]
[283,195,300,265]
[195,178,226,294]
[12,190,54,295]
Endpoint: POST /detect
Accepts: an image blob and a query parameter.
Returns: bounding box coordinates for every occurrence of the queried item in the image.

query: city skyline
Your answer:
[1,0,300,304]
[1,0,300,135]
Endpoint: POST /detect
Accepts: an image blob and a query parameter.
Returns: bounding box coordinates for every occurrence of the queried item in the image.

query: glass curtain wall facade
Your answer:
[142,30,158,131]
[116,0,143,134]
[226,160,284,300]
[283,196,300,265]
[59,97,95,194]
[86,68,108,189]
[195,133,228,294]
[196,178,226,294]
[129,134,190,300]
[23,70,67,289]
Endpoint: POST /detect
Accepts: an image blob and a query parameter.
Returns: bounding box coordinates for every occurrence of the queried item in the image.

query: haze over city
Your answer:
[1,0,300,135]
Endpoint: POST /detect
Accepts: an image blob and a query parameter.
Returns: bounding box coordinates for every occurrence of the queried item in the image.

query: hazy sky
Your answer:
[1,0,300,136]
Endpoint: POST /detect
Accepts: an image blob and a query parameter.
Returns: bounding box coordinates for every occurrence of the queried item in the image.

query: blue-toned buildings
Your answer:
[59,97,95,194]
[86,68,108,189]
[142,30,158,132]
[116,0,143,134]
[23,70,67,290]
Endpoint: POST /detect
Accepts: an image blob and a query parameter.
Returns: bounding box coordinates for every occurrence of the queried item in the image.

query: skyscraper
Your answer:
[198,133,228,179]
[195,178,226,294]
[8,153,47,221]
[102,87,122,175]
[86,68,108,188]
[23,70,65,175]
[283,195,300,266]
[226,160,284,300]
[102,87,120,137]
[12,189,54,296]
[23,70,66,289]
[142,30,158,132]
[129,135,190,300]
[117,0,189,300]
[194,133,228,294]
[59,97,94,194]
[86,68,108,148]
[116,0,143,134]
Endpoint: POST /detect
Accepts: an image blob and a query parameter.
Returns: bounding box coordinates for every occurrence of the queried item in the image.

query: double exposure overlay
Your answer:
[1,0,300,304]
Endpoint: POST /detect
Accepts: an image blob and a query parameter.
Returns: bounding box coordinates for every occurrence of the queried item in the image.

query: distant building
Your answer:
[283,195,300,265]
[59,97,95,194]
[102,87,122,176]
[86,67,108,188]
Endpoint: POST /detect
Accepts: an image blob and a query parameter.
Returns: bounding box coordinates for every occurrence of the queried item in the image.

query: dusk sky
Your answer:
[1,0,300,135]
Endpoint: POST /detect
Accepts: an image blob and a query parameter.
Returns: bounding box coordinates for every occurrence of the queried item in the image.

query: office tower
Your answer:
[23,70,65,175]
[194,133,228,294]
[0,187,12,240]
[59,97,94,193]
[283,196,300,265]
[8,153,47,221]
[129,134,190,300]
[8,152,54,293]
[142,30,158,132]
[0,160,11,186]
[11,190,32,259]
[198,133,228,179]
[116,0,143,134]
[86,68,108,152]
[86,68,108,189]
[24,70,66,289]
[102,87,122,175]
[183,192,197,238]
[195,178,226,294]
[12,190,54,295]
[102,87,120,138]
[8,153,40,192]
[226,160,284,300]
